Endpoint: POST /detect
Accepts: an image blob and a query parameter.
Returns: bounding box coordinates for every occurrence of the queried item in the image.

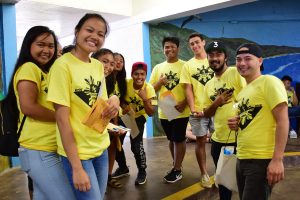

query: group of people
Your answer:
[281,75,300,138]
[8,11,290,200]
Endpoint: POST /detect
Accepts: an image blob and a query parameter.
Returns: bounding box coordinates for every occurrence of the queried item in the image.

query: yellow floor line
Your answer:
[161,177,214,200]
[284,151,300,156]
[162,152,300,200]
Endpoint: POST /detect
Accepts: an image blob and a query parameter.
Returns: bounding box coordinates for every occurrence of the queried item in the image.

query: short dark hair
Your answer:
[75,13,110,37]
[188,32,204,42]
[162,36,180,48]
[62,44,74,54]
[281,75,293,82]
[91,48,113,59]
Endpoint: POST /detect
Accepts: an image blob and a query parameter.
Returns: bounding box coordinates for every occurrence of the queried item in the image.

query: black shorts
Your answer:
[160,117,189,142]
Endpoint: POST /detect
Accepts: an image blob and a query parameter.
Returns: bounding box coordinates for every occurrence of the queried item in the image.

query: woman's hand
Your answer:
[72,168,91,192]
[102,95,120,119]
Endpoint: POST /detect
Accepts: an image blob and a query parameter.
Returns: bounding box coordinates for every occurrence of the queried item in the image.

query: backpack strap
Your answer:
[17,116,27,135]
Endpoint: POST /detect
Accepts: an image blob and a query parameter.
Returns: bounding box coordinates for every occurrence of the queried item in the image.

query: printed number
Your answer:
[213,42,218,47]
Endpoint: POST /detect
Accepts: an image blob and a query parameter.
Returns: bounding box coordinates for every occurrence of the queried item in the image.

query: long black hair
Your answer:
[91,48,115,96]
[5,26,57,119]
[113,52,127,104]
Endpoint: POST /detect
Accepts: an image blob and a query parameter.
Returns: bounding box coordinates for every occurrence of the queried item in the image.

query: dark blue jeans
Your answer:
[288,107,300,130]
[211,140,236,200]
[236,159,272,200]
[288,106,300,117]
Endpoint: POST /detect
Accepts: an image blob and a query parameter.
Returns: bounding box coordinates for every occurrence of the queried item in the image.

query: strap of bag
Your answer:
[225,130,238,154]
[17,116,27,135]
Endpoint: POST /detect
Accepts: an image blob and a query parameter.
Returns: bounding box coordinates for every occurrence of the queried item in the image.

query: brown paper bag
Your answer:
[82,98,110,133]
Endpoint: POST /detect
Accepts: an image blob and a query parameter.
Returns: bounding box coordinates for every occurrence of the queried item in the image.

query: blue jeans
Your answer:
[288,106,300,117]
[18,147,75,200]
[61,150,108,200]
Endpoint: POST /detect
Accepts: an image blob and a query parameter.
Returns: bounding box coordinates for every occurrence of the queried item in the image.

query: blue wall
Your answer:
[0,4,19,166]
[168,0,300,47]
[142,23,154,137]
[1,4,17,96]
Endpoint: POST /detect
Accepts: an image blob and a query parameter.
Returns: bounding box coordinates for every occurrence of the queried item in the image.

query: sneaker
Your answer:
[165,166,183,175]
[111,167,130,179]
[201,174,212,188]
[289,129,298,139]
[135,170,147,185]
[164,169,182,183]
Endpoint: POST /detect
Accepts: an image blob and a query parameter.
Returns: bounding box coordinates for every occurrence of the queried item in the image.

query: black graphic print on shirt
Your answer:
[41,73,48,93]
[191,65,214,86]
[164,71,180,90]
[114,90,120,98]
[129,96,144,112]
[209,83,235,102]
[74,76,101,107]
[238,98,262,130]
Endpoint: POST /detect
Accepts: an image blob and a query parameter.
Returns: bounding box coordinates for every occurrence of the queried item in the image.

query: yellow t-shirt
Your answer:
[14,62,56,152]
[125,79,157,118]
[113,82,121,98]
[47,53,110,160]
[236,75,287,159]
[203,67,246,143]
[149,60,190,119]
[180,57,214,111]
[287,90,293,107]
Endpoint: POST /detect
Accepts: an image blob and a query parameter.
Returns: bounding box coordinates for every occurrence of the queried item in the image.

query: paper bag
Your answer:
[82,98,110,133]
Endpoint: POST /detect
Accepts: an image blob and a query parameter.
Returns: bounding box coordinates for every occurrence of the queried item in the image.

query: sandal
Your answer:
[108,177,122,188]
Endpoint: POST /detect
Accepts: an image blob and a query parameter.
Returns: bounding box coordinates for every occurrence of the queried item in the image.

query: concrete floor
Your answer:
[0,137,299,200]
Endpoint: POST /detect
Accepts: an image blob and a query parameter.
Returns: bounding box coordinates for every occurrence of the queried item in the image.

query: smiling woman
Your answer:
[47,13,119,200]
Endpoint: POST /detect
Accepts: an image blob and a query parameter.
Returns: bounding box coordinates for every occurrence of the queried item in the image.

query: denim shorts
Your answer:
[189,116,214,137]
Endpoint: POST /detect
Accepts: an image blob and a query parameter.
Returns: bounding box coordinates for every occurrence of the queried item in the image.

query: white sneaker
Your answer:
[201,174,212,188]
[289,129,298,139]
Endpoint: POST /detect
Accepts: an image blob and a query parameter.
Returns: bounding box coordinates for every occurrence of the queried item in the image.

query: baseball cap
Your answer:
[131,62,147,75]
[206,40,227,56]
[236,43,264,71]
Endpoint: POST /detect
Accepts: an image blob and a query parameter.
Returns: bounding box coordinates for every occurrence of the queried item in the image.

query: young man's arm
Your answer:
[184,83,196,112]
[138,87,155,116]
[152,74,167,92]
[267,102,289,186]
[291,88,299,106]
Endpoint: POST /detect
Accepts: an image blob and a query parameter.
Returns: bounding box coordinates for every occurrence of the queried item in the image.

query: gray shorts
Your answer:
[189,116,214,137]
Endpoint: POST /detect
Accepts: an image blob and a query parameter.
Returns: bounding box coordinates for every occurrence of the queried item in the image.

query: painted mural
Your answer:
[149,0,300,136]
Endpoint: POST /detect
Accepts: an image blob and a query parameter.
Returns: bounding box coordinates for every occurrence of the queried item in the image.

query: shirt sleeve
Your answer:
[179,63,191,84]
[149,65,158,85]
[47,60,72,107]
[264,76,288,110]
[15,63,41,92]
